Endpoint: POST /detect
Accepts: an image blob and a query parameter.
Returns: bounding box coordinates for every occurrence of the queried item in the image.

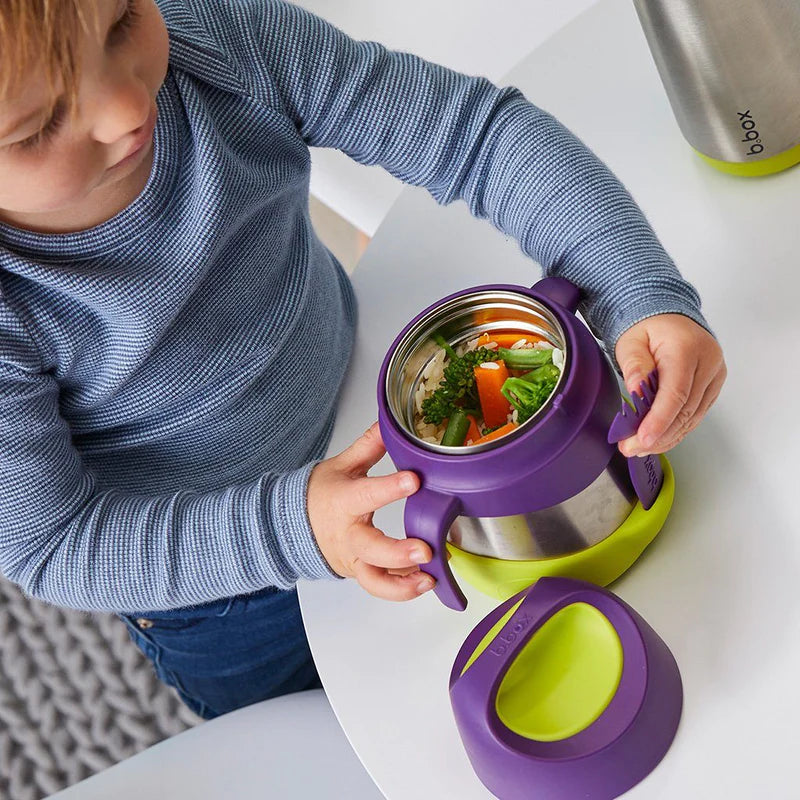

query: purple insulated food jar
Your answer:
[377,278,670,611]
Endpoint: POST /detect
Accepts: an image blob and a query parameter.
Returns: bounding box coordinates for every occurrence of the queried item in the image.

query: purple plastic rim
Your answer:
[377,279,621,518]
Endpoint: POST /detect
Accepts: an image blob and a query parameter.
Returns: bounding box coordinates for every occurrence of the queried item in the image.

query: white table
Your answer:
[298,0,800,797]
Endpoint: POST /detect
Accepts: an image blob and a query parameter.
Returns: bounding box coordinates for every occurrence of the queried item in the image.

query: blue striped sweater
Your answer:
[0,0,706,613]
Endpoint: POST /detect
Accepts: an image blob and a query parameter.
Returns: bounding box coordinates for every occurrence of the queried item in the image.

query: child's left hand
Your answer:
[614,314,726,457]
[307,423,434,601]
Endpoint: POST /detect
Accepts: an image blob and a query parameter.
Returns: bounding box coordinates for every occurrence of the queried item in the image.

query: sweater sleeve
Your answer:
[192,0,708,348]
[0,301,335,613]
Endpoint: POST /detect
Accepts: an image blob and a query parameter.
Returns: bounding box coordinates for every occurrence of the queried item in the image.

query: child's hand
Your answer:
[614,314,726,457]
[307,422,434,601]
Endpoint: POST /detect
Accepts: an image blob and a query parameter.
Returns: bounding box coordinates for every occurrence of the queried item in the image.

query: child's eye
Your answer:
[7,2,141,154]
[108,0,141,46]
[11,101,67,152]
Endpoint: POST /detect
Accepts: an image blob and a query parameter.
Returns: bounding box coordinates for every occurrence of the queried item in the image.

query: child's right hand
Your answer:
[307,422,435,601]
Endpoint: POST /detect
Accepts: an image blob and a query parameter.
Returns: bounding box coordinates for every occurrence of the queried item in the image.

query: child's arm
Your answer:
[0,299,429,612]
[191,0,724,448]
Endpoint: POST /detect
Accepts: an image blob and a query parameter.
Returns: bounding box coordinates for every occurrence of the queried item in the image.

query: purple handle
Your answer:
[607,369,664,510]
[404,487,465,611]
[530,277,581,313]
[628,454,664,511]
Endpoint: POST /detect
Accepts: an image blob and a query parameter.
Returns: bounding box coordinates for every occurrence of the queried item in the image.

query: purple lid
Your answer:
[449,577,683,799]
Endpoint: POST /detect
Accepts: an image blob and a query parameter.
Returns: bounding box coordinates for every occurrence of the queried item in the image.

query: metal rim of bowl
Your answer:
[384,289,569,455]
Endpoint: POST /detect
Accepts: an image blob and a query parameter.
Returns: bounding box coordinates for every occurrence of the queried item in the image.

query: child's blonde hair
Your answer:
[0,0,95,108]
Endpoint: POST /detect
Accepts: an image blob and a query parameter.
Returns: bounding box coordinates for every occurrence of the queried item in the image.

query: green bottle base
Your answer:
[696,141,800,177]
[446,455,674,602]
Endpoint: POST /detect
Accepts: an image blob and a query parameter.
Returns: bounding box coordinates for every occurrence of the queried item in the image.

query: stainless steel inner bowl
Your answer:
[385,289,568,455]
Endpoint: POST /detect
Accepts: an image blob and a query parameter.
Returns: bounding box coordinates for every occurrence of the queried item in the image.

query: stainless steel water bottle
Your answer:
[632,0,800,176]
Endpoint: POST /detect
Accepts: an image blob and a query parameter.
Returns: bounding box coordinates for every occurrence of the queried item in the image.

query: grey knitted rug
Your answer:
[0,575,201,800]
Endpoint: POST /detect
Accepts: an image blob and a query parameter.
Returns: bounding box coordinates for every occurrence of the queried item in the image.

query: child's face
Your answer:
[0,0,168,231]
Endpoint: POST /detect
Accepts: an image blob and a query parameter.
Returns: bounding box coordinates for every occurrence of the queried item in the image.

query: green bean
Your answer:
[497,346,553,370]
[441,408,470,447]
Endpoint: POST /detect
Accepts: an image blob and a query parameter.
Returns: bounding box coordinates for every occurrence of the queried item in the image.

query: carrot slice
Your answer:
[472,421,518,445]
[473,361,512,429]
[465,414,482,444]
[477,331,545,349]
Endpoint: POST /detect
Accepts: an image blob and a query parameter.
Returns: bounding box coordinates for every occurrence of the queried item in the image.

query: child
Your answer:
[0,0,725,719]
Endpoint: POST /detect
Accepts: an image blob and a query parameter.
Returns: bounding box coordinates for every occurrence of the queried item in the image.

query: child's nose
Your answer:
[90,79,152,146]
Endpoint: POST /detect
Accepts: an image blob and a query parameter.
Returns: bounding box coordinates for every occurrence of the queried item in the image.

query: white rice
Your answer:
[421,348,446,381]
[461,337,480,355]
[414,347,451,441]
[414,347,447,416]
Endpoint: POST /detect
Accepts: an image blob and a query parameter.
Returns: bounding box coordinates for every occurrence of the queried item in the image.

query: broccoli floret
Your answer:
[520,364,560,388]
[421,345,499,425]
[501,366,559,424]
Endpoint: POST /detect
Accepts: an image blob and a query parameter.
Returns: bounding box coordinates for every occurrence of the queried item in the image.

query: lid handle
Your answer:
[404,487,465,610]
[452,579,571,699]
[450,579,625,732]
[530,277,581,313]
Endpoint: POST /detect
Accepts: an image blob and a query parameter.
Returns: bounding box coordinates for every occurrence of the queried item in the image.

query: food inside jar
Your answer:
[413,330,564,448]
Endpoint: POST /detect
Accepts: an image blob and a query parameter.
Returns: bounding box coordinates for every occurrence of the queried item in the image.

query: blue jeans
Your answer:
[119,586,322,720]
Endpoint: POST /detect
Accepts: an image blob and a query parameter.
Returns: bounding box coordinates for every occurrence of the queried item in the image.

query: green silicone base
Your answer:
[446,456,674,601]
[696,141,800,176]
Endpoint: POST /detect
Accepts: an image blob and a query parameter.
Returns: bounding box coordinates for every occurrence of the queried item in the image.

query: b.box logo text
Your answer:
[738,110,764,157]
[490,613,533,656]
